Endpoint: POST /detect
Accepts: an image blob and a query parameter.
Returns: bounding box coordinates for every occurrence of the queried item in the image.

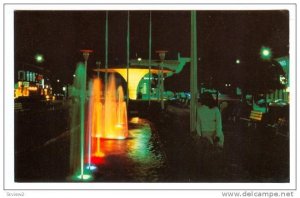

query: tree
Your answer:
[237,59,286,96]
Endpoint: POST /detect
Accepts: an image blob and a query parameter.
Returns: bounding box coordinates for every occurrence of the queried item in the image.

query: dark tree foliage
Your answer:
[201,58,286,96]
[235,59,286,95]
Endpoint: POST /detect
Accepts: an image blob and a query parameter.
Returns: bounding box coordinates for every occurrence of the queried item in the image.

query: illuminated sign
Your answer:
[18,81,30,87]
[28,86,38,91]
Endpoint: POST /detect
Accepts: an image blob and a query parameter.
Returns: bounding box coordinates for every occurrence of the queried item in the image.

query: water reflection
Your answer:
[92,118,166,182]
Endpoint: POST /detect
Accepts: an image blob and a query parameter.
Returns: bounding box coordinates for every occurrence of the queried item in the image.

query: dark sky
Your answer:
[14,10,289,89]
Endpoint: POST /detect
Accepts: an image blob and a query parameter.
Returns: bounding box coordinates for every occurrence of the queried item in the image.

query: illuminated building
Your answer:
[266,56,289,103]
[14,64,52,99]
[94,53,190,100]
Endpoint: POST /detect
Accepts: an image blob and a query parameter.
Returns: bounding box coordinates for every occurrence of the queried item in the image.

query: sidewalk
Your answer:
[148,105,232,182]
[148,104,289,182]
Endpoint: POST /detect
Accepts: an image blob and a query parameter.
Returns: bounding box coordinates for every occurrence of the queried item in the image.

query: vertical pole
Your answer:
[105,11,108,95]
[80,89,84,178]
[190,10,198,132]
[161,63,165,110]
[148,11,152,106]
[216,90,219,107]
[127,11,130,106]
[80,59,87,179]
[96,61,101,78]
[158,65,162,108]
[265,93,268,113]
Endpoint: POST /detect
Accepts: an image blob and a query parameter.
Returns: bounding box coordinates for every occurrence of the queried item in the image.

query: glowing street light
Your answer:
[236,59,240,64]
[260,46,272,60]
[35,54,44,63]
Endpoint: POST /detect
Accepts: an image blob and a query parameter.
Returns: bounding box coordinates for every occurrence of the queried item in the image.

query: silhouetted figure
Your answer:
[196,92,224,148]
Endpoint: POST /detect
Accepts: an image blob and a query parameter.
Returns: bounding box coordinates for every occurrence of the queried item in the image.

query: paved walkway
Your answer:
[148,104,289,182]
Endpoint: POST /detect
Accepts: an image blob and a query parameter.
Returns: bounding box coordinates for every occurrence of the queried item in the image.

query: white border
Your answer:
[3,3,297,191]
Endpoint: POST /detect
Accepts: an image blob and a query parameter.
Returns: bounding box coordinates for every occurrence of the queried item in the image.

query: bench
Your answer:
[240,110,263,128]
[249,110,263,121]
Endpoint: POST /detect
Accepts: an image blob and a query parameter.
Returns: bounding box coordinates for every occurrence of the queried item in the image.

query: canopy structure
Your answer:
[94,68,170,100]
[94,54,190,100]
[129,53,190,77]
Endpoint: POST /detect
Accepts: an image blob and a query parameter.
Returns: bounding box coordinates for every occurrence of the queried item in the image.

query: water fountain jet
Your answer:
[69,67,128,180]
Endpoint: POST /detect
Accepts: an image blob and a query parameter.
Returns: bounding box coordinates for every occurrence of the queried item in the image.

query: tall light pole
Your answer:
[105,11,109,99]
[190,10,198,133]
[148,11,152,106]
[259,46,272,112]
[156,50,168,110]
[96,61,101,78]
[80,49,93,90]
[79,49,92,179]
[126,11,130,106]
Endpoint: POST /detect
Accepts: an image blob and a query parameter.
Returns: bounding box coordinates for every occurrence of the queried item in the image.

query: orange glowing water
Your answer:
[87,74,128,159]
[89,78,103,138]
[116,85,128,138]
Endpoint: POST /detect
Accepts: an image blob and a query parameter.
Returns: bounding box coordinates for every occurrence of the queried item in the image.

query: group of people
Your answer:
[195,92,224,148]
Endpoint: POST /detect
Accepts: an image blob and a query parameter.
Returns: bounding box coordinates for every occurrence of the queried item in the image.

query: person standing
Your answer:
[196,92,224,148]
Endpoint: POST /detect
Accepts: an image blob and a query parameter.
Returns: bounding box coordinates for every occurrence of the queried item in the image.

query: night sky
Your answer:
[14,10,289,91]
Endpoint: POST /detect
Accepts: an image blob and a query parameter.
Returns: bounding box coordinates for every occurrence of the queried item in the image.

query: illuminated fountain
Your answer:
[69,63,92,181]
[87,74,128,140]
[69,64,128,181]
[103,74,128,139]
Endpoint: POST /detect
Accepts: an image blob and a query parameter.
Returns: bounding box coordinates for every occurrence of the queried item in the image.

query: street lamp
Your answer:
[260,46,272,61]
[96,61,101,78]
[156,50,168,110]
[79,49,92,179]
[157,50,167,61]
[35,54,44,63]
[259,46,272,113]
[80,49,93,63]
[236,59,240,64]
[80,49,93,86]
